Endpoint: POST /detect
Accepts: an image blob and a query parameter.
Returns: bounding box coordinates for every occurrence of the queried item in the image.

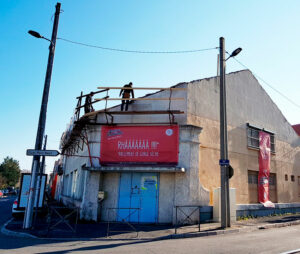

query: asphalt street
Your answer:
[0,196,57,253]
[1,197,300,254]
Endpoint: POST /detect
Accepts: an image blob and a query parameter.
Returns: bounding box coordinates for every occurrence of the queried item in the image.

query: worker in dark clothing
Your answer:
[84,92,94,114]
[119,82,134,111]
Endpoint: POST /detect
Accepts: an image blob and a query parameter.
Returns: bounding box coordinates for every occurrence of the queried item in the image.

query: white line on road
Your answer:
[280,248,300,254]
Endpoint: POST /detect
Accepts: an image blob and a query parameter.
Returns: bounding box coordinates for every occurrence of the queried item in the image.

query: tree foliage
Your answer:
[0,174,7,189]
[0,157,21,187]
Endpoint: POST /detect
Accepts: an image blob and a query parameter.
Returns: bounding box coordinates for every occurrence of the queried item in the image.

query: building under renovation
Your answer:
[55,70,300,223]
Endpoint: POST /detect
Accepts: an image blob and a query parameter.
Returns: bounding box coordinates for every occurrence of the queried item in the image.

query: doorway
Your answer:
[118,172,159,223]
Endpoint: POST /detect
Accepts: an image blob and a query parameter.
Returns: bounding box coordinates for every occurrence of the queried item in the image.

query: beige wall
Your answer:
[188,113,300,204]
[186,70,300,204]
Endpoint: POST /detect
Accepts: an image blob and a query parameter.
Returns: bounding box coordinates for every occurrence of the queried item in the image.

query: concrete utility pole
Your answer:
[219,37,230,228]
[23,2,61,229]
[33,135,47,227]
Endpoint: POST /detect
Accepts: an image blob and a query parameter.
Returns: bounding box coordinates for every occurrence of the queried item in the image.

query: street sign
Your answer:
[219,159,230,166]
[26,149,60,157]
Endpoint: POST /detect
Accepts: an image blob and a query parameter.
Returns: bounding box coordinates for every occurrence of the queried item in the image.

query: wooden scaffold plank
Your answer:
[97,86,187,90]
[95,97,184,101]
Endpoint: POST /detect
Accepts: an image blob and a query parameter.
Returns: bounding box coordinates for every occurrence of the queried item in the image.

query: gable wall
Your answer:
[187,70,300,204]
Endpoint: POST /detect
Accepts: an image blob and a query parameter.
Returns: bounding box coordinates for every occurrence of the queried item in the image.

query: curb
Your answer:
[1,219,38,239]
[2,219,300,242]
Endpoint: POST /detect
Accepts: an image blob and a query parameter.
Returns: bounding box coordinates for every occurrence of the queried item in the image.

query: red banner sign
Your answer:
[258,131,274,207]
[100,125,179,165]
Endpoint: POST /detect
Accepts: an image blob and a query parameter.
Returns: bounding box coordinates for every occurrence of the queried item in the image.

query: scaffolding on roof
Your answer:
[60,85,187,159]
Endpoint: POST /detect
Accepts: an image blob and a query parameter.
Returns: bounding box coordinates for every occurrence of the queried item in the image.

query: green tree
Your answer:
[0,174,7,189]
[0,157,21,187]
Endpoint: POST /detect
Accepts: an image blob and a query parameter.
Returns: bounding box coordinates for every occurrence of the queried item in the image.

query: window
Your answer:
[269,174,276,186]
[63,174,69,196]
[72,170,78,198]
[247,128,259,148]
[74,164,86,200]
[247,124,275,153]
[269,173,277,202]
[285,174,288,181]
[291,175,295,182]
[248,170,258,203]
[69,172,73,197]
[248,171,258,184]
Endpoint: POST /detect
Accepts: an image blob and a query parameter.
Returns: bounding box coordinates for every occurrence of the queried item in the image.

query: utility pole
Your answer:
[33,135,47,227]
[219,37,230,228]
[23,2,61,229]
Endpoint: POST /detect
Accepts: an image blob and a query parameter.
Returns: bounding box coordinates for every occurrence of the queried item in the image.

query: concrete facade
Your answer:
[186,71,300,204]
[57,70,300,223]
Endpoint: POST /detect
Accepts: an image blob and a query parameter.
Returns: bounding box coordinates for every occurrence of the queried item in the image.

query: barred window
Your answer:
[247,124,275,153]
[247,128,259,148]
[248,172,258,184]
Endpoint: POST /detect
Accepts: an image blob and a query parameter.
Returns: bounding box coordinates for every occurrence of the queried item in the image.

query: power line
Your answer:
[58,37,218,54]
[230,55,300,109]
[57,38,299,108]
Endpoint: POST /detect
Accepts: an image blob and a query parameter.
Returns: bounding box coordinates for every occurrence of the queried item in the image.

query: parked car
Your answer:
[12,198,25,218]
[6,187,17,196]
[8,189,17,196]
[0,190,3,198]
[12,198,47,218]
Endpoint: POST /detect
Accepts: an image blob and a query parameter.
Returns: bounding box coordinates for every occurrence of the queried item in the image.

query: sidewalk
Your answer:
[3,214,300,241]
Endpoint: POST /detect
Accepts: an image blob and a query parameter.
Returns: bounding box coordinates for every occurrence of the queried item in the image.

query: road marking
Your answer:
[280,249,300,254]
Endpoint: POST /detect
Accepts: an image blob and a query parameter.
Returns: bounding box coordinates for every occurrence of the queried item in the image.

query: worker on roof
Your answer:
[84,92,94,114]
[119,82,134,111]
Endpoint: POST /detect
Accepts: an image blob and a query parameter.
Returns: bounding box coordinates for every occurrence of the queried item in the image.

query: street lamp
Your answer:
[28,30,53,44]
[226,47,242,61]
[23,2,61,230]
[219,37,242,229]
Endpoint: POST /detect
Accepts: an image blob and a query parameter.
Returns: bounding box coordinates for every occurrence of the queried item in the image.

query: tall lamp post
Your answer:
[219,37,242,229]
[23,2,61,229]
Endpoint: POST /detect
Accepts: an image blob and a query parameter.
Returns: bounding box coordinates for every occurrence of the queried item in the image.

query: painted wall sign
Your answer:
[258,131,275,208]
[100,125,179,165]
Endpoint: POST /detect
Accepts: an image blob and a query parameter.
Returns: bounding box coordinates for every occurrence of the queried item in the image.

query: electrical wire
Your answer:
[57,38,299,107]
[228,54,300,109]
[58,37,218,54]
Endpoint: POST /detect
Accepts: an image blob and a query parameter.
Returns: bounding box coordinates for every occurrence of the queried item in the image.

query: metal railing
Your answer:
[174,205,202,234]
[106,207,141,237]
[47,205,79,233]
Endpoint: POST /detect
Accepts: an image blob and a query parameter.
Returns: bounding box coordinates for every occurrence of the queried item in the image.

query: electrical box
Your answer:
[98,191,106,202]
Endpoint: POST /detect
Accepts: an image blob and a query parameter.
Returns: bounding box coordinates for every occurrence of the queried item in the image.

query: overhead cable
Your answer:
[58,37,218,54]
[229,54,300,109]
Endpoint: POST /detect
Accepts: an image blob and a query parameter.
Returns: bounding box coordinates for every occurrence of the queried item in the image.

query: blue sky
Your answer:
[1,0,299,173]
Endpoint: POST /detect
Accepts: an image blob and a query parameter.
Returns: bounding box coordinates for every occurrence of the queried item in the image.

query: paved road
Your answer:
[0,196,53,253]
[1,197,300,254]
